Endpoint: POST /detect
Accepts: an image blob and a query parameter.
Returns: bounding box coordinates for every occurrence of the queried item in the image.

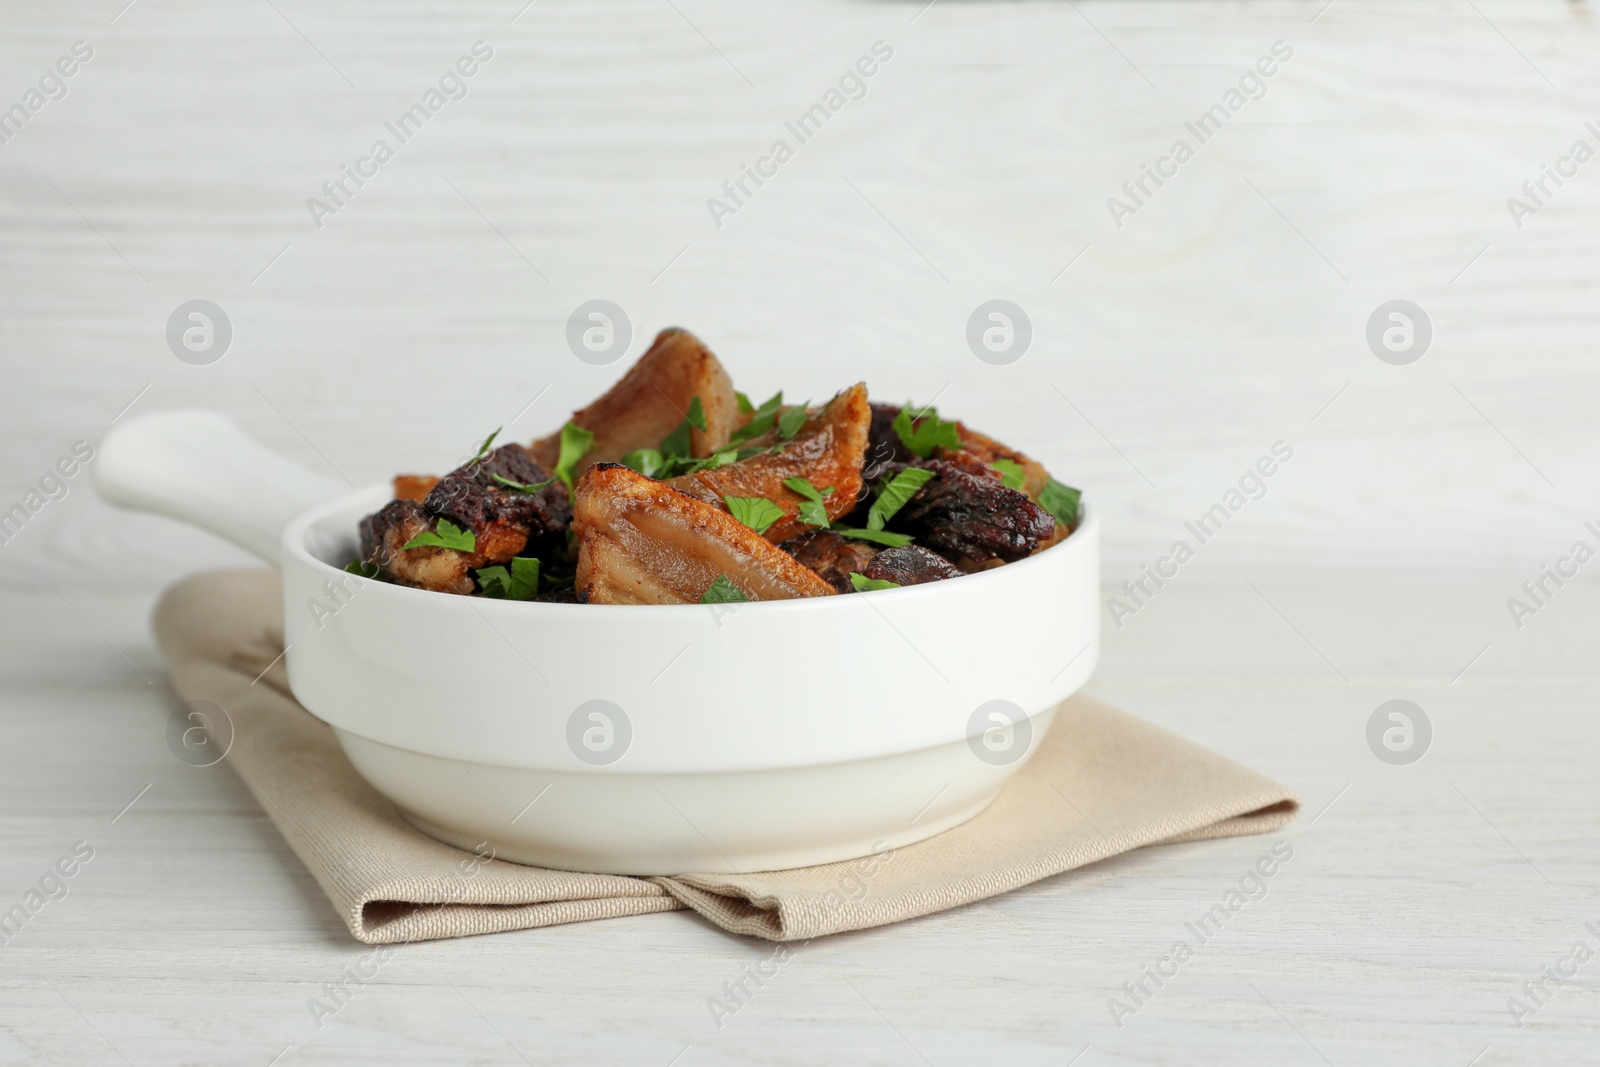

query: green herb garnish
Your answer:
[659,396,707,459]
[892,404,962,458]
[783,476,835,528]
[471,427,501,464]
[724,495,786,535]
[729,391,784,443]
[867,467,934,531]
[476,556,540,600]
[620,448,665,478]
[1038,477,1081,528]
[833,527,914,548]
[700,574,749,604]
[736,391,755,415]
[491,473,554,494]
[776,402,809,440]
[344,560,383,580]
[849,572,900,592]
[990,458,1026,490]
[553,422,596,491]
[669,447,739,478]
[403,519,476,552]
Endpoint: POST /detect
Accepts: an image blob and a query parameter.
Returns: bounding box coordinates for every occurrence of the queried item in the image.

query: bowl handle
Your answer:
[94,410,349,563]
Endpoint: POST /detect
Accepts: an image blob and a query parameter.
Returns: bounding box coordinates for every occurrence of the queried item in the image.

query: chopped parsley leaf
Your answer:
[471,427,501,465]
[668,447,739,478]
[658,396,707,459]
[777,402,810,440]
[782,476,833,503]
[724,495,786,534]
[849,572,900,592]
[867,467,934,531]
[403,518,476,553]
[620,448,666,478]
[344,560,383,580]
[833,526,914,548]
[796,500,829,528]
[990,458,1026,490]
[730,391,784,443]
[491,473,554,494]
[783,476,835,528]
[476,556,540,600]
[892,404,962,458]
[1038,477,1081,528]
[553,422,596,491]
[701,574,749,604]
[736,391,755,415]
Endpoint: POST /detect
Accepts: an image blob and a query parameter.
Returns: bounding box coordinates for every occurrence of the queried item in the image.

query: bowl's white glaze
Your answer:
[283,488,1099,774]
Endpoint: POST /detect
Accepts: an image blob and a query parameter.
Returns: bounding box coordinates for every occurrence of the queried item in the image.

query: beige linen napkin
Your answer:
[152,569,1298,944]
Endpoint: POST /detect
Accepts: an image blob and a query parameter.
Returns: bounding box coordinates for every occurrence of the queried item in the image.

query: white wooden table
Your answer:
[2,1,1597,1063]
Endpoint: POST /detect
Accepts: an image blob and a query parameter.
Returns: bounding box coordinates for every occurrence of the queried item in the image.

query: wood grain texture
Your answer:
[1,0,1597,1063]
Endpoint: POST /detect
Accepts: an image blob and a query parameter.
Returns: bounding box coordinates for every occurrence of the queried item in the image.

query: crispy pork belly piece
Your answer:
[393,474,439,503]
[424,443,570,564]
[873,458,1056,569]
[861,544,963,586]
[667,383,870,543]
[359,498,477,596]
[573,463,836,604]
[530,328,738,473]
[782,530,879,594]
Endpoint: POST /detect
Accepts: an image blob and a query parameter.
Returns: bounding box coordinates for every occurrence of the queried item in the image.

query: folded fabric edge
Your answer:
[1155,798,1299,846]
[657,789,1302,942]
[351,895,686,944]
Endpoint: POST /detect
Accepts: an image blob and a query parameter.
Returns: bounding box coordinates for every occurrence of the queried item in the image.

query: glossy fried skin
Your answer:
[668,383,870,544]
[782,530,879,593]
[870,458,1056,569]
[574,463,836,604]
[425,443,570,563]
[861,544,963,586]
[530,328,739,473]
[392,474,438,502]
[359,498,478,595]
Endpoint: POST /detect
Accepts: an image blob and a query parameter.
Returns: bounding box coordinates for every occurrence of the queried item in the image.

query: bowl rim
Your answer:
[283,482,1095,616]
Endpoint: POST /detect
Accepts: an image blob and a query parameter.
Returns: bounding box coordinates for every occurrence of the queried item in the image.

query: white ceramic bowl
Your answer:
[97,411,1099,874]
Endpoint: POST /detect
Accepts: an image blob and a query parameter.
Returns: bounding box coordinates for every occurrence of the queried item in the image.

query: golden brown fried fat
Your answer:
[392,474,439,503]
[530,327,738,473]
[573,463,836,605]
[667,383,870,544]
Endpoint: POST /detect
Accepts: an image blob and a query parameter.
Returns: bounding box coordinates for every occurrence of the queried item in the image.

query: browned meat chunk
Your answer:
[871,458,1055,569]
[861,544,963,586]
[529,328,738,474]
[668,383,871,543]
[573,463,836,604]
[863,402,915,480]
[359,498,477,595]
[954,423,1050,500]
[865,403,1051,503]
[358,444,570,595]
[782,530,879,593]
[424,443,570,564]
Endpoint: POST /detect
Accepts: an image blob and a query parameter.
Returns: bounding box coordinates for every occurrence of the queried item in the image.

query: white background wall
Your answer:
[2,0,1596,598]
